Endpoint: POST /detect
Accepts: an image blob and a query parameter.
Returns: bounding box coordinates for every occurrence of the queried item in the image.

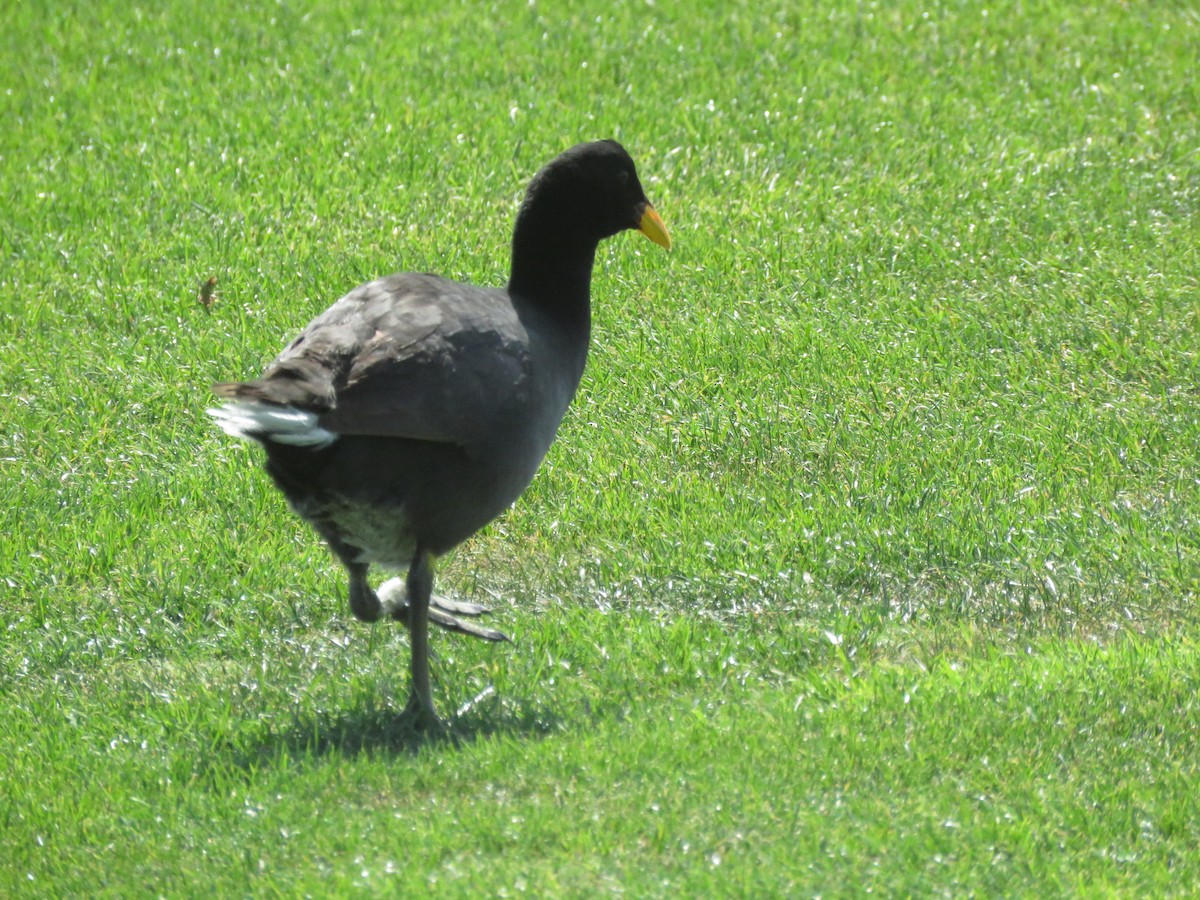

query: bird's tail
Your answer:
[207,400,337,448]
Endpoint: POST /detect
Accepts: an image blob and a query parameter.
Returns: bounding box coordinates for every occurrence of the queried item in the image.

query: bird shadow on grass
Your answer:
[260,691,564,761]
[192,695,562,789]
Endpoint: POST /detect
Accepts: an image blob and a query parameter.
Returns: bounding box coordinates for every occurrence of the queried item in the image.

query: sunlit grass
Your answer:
[2,0,1198,893]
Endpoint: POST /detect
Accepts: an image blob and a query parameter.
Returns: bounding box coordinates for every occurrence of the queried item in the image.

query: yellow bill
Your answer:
[637,204,672,250]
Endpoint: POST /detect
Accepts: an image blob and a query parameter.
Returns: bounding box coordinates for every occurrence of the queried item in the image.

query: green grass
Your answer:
[2,0,1198,894]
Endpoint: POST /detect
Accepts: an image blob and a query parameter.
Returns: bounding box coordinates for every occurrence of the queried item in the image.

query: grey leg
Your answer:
[378,577,510,642]
[346,562,382,622]
[401,548,440,730]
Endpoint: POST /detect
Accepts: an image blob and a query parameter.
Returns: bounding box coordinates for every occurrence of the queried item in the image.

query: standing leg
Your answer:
[402,547,440,729]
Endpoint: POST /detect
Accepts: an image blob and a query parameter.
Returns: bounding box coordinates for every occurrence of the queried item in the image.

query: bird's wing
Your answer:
[214,275,532,448]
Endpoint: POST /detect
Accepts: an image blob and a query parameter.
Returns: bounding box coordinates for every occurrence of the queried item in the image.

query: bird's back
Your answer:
[214,272,589,558]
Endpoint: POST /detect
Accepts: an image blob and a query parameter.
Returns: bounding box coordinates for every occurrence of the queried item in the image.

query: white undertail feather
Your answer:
[207,401,338,448]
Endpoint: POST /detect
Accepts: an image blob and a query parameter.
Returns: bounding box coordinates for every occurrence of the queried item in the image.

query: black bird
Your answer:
[209,140,671,729]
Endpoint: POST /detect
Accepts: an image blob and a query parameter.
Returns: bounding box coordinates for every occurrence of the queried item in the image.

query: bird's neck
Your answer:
[507,217,596,332]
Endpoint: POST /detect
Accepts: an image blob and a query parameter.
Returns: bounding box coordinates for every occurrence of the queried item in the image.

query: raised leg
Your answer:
[378,577,510,642]
[346,562,382,622]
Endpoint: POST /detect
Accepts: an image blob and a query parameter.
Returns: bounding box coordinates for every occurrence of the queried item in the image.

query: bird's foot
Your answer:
[377,577,511,643]
[398,691,445,733]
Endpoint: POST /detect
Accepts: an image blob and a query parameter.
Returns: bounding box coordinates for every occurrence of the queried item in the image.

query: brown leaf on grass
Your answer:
[197,276,218,310]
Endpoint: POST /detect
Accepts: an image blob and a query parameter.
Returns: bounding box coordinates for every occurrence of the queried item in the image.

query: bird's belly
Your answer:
[292,493,418,568]
[266,399,567,563]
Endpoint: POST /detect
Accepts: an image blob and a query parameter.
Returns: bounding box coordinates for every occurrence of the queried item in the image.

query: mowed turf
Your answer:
[2,0,1198,894]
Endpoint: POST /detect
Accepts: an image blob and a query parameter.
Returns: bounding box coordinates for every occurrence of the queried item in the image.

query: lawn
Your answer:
[2,0,1198,894]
